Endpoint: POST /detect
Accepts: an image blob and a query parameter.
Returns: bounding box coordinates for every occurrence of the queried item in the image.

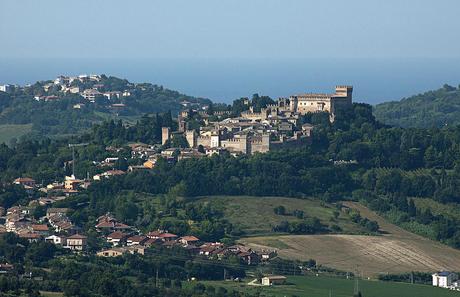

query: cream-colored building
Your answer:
[289,86,353,120]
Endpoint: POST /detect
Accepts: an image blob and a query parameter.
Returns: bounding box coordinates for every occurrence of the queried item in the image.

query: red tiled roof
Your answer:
[96,221,115,228]
[180,236,200,242]
[107,231,128,240]
[127,235,147,242]
[19,233,41,239]
[159,233,177,238]
[32,224,49,231]
[67,234,87,239]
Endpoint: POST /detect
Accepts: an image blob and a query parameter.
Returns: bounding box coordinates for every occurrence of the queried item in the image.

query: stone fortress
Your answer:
[163,86,353,155]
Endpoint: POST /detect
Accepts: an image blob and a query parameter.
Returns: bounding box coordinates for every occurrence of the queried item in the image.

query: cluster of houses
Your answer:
[33,74,131,103]
[0,205,87,251]
[94,213,277,265]
[14,174,91,198]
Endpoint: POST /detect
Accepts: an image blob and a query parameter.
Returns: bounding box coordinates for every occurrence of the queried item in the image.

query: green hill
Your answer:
[0,75,210,143]
[373,84,460,128]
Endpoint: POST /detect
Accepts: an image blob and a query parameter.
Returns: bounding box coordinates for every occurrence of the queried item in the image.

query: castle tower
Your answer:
[185,130,197,148]
[210,130,220,148]
[289,96,298,112]
[335,86,353,101]
[161,127,170,145]
[261,133,270,153]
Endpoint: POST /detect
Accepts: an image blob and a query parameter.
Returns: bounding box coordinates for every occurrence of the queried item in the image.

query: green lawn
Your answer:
[0,124,32,144]
[198,275,460,297]
[195,196,365,236]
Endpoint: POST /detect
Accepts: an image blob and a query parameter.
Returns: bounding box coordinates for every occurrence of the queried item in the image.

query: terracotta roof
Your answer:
[14,177,35,183]
[127,235,147,242]
[96,221,115,228]
[107,231,128,240]
[19,232,41,239]
[159,233,178,238]
[180,236,200,242]
[32,224,49,231]
[67,234,87,239]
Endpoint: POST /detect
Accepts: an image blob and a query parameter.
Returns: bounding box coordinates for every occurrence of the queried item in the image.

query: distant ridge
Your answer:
[374,84,460,128]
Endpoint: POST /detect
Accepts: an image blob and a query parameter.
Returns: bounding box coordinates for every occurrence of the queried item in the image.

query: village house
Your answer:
[127,235,148,246]
[95,214,131,233]
[179,236,200,246]
[107,231,129,246]
[45,234,67,246]
[97,245,146,257]
[13,177,36,188]
[199,242,224,257]
[66,234,87,251]
[82,88,102,101]
[93,169,125,181]
[31,224,49,236]
[46,208,70,219]
[19,232,41,243]
[147,230,178,242]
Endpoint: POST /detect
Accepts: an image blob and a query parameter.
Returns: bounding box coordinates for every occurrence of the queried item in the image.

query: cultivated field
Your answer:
[240,202,460,277]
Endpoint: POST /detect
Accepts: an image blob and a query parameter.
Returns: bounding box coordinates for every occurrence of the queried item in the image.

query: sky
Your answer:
[1,0,460,59]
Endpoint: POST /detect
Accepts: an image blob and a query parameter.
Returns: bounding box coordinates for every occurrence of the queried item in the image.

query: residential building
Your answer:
[45,235,67,246]
[66,234,87,251]
[81,89,102,101]
[13,177,36,188]
[432,271,458,288]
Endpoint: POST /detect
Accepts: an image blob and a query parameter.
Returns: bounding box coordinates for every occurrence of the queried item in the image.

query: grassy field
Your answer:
[197,275,460,297]
[240,202,460,277]
[0,123,32,144]
[195,196,365,236]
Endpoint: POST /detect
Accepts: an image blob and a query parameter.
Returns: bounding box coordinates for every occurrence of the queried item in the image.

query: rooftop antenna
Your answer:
[68,143,89,178]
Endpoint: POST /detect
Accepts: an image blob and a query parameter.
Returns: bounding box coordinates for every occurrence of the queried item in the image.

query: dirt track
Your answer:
[240,202,460,277]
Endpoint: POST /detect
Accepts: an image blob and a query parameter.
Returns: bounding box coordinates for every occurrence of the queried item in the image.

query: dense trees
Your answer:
[374,84,460,128]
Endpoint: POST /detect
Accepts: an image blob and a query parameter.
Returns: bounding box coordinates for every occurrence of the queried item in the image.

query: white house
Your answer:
[45,235,67,246]
[432,271,458,288]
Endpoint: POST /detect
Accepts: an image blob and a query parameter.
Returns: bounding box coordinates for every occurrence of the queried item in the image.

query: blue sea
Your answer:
[0,58,459,104]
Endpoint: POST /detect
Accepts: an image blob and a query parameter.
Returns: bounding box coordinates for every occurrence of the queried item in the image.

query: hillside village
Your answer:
[0,76,357,282]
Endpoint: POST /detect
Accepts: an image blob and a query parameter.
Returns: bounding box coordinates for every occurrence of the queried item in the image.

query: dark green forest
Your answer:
[374,84,460,128]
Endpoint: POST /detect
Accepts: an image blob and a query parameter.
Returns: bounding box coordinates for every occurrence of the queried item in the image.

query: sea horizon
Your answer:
[1,57,460,105]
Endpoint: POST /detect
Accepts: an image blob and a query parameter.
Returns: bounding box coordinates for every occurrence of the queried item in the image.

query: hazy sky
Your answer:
[1,0,460,60]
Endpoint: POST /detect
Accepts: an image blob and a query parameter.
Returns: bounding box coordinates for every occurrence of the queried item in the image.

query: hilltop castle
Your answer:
[164,85,352,155]
[289,85,353,121]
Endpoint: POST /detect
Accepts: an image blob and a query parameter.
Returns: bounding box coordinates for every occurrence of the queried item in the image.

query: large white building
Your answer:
[0,84,14,93]
[432,271,458,288]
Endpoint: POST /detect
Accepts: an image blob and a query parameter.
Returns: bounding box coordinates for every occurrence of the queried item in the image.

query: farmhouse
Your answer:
[432,271,458,288]
[261,275,287,286]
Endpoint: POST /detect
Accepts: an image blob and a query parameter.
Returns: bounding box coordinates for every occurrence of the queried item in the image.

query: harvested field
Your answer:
[240,202,460,277]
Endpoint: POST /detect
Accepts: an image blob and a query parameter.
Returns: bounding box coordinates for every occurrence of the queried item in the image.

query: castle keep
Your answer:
[289,86,353,120]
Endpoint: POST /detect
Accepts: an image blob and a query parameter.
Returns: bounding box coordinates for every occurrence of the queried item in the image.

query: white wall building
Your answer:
[0,84,14,93]
[432,271,458,288]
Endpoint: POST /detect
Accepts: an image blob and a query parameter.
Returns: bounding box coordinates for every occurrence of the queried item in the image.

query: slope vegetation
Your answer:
[374,84,460,127]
